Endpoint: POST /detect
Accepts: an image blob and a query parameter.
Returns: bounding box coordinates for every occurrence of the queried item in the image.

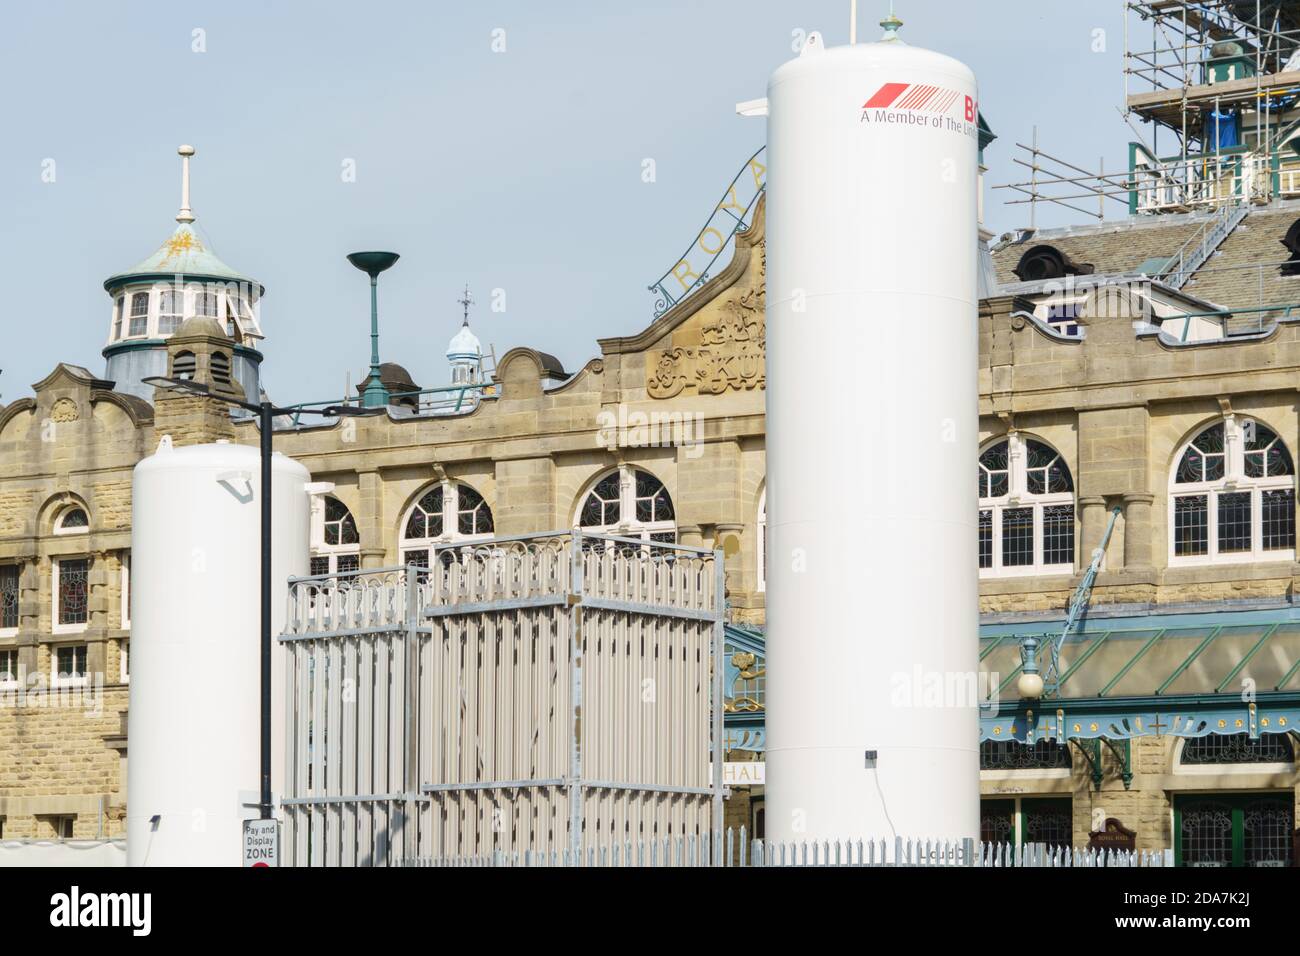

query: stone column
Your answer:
[715,522,744,596]
[86,551,109,679]
[677,524,704,549]
[15,556,39,676]
[1078,496,1107,570]
[1122,493,1154,571]
[357,470,386,568]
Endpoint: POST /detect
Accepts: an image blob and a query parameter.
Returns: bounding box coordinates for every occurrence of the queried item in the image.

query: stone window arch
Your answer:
[1169,416,1295,564]
[400,480,495,570]
[574,465,675,544]
[310,496,360,576]
[978,433,1074,575]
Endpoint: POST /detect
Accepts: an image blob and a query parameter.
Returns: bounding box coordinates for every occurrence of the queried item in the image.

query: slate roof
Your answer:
[1179,207,1300,333]
[989,201,1300,334]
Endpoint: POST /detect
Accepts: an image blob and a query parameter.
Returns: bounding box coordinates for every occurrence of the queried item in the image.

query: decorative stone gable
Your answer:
[646,246,766,399]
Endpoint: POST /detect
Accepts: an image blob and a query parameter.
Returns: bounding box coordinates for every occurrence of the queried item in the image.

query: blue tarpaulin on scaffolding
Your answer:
[1209,110,1239,149]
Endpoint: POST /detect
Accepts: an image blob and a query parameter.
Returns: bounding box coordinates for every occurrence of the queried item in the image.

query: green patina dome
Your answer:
[104,221,262,293]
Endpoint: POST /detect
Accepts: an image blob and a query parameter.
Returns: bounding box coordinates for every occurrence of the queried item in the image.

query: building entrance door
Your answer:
[1175,793,1294,867]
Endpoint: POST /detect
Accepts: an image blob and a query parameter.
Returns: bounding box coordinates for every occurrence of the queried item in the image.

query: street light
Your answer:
[346,251,400,408]
[143,375,384,820]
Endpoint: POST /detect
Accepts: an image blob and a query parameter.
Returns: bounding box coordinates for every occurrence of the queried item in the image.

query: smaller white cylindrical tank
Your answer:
[127,438,310,866]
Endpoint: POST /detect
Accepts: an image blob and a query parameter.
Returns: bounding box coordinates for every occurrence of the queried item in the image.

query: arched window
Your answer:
[1170,418,1295,564]
[310,496,360,576]
[401,481,495,570]
[757,488,767,593]
[576,466,675,543]
[54,507,89,536]
[978,434,1074,575]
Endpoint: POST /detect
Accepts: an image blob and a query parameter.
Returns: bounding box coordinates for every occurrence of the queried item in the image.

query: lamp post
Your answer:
[143,376,383,820]
[347,251,400,408]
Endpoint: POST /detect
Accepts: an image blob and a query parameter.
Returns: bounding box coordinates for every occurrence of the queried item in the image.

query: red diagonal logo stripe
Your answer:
[863,82,909,108]
[896,84,925,109]
[912,86,939,110]
[931,89,957,113]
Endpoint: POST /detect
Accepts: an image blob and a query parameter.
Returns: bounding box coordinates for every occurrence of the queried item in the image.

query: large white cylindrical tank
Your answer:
[127,438,310,866]
[764,28,980,843]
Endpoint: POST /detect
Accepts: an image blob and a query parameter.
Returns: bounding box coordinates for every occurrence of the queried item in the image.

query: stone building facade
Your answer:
[2,147,1300,863]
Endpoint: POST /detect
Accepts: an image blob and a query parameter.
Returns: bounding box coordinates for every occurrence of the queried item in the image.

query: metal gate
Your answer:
[279,531,724,866]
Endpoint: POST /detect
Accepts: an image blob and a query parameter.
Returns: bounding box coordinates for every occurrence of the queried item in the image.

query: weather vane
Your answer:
[457,284,474,326]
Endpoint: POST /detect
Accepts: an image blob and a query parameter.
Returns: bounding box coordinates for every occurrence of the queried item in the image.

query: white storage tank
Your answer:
[127,437,310,866]
[764,23,981,843]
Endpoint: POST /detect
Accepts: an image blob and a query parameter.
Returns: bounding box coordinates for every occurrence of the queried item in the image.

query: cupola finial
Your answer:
[457,284,474,327]
[177,145,196,223]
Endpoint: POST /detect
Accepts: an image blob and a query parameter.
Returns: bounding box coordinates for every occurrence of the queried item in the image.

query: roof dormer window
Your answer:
[1045,300,1084,337]
[1012,244,1095,282]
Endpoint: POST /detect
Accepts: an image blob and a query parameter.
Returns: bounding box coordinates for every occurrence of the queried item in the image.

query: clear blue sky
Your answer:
[0,1,1131,404]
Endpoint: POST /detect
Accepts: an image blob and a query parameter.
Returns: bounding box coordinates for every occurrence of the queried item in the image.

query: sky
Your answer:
[0,1,1134,405]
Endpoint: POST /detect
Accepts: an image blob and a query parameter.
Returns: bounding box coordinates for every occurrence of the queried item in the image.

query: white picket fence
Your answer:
[401,828,1172,868]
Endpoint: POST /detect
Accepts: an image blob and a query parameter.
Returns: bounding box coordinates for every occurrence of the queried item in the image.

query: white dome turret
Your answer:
[447,286,483,386]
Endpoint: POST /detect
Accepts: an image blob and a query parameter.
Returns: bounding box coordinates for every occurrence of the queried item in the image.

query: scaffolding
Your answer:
[1125,1,1300,212]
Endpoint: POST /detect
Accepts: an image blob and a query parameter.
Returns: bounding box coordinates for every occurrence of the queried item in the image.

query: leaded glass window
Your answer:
[579,473,621,527]
[979,800,1015,845]
[1171,419,1296,564]
[405,489,444,540]
[1217,491,1251,553]
[978,435,1075,575]
[1174,495,1209,556]
[56,508,88,533]
[323,498,358,547]
[1178,795,1294,867]
[977,443,1009,499]
[1022,799,1073,850]
[1180,801,1233,867]
[979,739,1072,770]
[1181,733,1295,765]
[0,566,17,630]
[1175,423,1225,483]
[1243,423,1294,478]
[1243,800,1294,867]
[310,497,362,576]
[1001,507,1034,566]
[1262,489,1295,550]
[56,559,89,627]
[577,467,676,543]
[401,481,496,570]
[457,485,494,536]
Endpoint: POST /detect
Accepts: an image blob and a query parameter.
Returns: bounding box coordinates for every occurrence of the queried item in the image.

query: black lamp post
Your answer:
[143,376,383,820]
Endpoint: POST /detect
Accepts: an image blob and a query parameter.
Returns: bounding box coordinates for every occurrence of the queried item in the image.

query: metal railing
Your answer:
[1160,202,1249,289]
[400,828,1172,867]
